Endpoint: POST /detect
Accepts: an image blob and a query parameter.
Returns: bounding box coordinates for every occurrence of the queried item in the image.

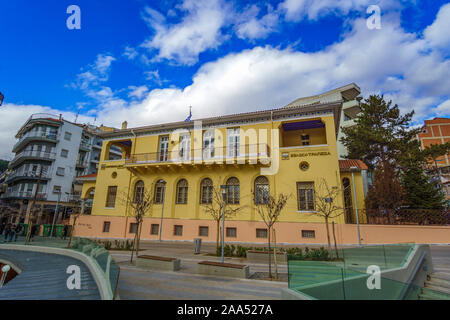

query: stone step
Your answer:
[420,288,450,300]
[427,278,450,290]
[424,283,450,295]
[432,272,450,282]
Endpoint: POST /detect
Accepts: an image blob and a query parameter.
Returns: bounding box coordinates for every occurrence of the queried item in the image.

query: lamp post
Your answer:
[50,191,61,237]
[159,181,166,242]
[220,185,227,263]
[350,166,362,247]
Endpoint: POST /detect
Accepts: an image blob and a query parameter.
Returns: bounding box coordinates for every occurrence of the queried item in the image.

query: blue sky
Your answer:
[0,0,450,159]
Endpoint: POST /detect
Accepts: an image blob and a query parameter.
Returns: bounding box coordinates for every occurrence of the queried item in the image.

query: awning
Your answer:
[282,120,325,131]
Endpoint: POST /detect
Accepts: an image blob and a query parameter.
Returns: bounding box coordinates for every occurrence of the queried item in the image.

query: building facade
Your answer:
[0,114,121,225]
[75,92,368,244]
[417,117,450,200]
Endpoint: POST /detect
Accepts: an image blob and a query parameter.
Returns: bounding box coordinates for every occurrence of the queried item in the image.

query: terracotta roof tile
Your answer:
[339,159,368,171]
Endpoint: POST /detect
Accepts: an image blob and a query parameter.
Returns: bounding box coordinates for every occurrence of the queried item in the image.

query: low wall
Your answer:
[71,215,450,245]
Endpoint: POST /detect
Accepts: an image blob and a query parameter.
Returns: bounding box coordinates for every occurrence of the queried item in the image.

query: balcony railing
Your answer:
[125,144,270,165]
[10,150,56,167]
[5,170,51,182]
[1,191,46,200]
[13,132,58,152]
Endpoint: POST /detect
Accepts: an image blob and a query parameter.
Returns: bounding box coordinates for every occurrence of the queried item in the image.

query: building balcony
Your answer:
[1,191,46,200]
[124,144,270,167]
[76,159,89,168]
[12,133,58,153]
[5,170,51,183]
[9,150,56,169]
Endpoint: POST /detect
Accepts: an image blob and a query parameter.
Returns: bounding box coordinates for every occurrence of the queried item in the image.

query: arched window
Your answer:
[154,179,166,204]
[176,179,188,204]
[133,180,144,203]
[342,178,353,223]
[226,177,240,204]
[200,178,213,204]
[254,176,269,204]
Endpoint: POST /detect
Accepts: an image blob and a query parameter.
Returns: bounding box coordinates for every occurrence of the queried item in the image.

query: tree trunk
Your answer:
[325,217,332,258]
[268,226,272,279]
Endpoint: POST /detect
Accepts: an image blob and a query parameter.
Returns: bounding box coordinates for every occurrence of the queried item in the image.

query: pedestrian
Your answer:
[14,223,22,242]
[7,224,16,242]
[0,222,5,235]
[62,224,69,240]
[3,223,11,242]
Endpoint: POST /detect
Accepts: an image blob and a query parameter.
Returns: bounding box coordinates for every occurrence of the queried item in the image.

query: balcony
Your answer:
[12,132,58,153]
[124,144,270,167]
[5,170,51,183]
[1,191,46,200]
[76,159,88,168]
[9,150,56,168]
[80,141,91,152]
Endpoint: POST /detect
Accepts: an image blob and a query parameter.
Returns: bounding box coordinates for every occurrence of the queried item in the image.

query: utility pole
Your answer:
[25,166,43,244]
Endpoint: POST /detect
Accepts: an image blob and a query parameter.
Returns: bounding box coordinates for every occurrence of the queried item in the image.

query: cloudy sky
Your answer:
[0,0,450,159]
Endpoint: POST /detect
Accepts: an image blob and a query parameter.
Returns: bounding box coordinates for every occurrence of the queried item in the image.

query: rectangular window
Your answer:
[174,225,183,236]
[199,226,209,237]
[151,224,159,235]
[129,223,138,234]
[297,182,315,211]
[61,149,69,158]
[105,186,117,208]
[64,132,72,141]
[56,167,65,176]
[53,185,61,194]
[226,227,237,238]
[301,134,310,146]
[103,221,111,233]
[302,230,316,238]
[256,228,268,238]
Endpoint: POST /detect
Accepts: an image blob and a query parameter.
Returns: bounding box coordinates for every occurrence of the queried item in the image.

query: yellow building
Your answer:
[75,86,368,244]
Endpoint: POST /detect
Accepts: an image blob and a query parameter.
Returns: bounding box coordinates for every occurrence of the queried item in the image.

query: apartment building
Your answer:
[0,114,121,224]
[74,85,368,244]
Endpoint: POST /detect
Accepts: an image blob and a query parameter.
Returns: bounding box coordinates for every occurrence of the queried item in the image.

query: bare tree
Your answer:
[253,192,289,279]
[201,184,242,254]
[119,184,154,263]
[313,178,345,258]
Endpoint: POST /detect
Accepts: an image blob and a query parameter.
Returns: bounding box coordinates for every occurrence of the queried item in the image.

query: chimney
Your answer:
[121,121,128,130]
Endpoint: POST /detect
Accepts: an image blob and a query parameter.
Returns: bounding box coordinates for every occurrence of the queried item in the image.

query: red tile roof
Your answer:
[339,159,368,171]
[76,173,97,179]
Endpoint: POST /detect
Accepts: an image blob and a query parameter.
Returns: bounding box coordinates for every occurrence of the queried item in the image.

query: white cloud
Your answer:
[279,0,404,21]
[141,0,231,66]
[235,5,279,40]
[123,46,139,60]
[72,54,115,90]
[92,11,450,130]
[424,3,450,49]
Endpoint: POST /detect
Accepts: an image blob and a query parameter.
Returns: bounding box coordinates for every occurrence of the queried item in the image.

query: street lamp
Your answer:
[349,166,362,247]
[220,185,227,263]
[159,180,166,242]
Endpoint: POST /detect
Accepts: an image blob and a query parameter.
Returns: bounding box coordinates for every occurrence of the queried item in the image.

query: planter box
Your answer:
[198,261,249,279]
[246,250,287,264]
[137,255,181,271]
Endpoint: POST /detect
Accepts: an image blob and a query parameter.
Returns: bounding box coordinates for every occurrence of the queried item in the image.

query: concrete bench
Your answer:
[246,250,287,264]
[136,255,181,271]
[198,261,249,279]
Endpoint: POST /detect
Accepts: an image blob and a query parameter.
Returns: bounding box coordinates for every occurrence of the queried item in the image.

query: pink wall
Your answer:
[71,215,450,245]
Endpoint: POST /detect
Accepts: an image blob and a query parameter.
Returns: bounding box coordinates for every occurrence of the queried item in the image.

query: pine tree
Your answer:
[341,95,420,169]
